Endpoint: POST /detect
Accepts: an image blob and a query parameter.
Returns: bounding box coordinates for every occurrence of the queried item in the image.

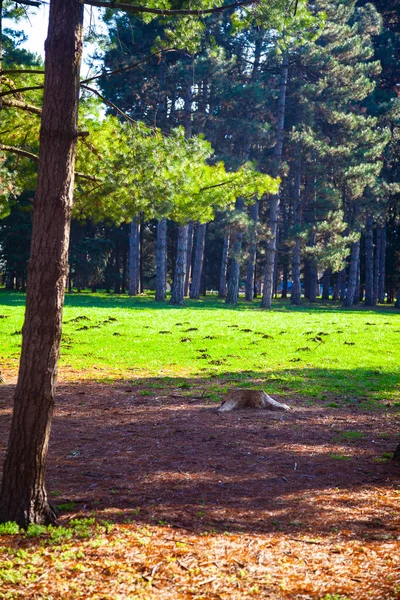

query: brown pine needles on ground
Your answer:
[0,375,399,599]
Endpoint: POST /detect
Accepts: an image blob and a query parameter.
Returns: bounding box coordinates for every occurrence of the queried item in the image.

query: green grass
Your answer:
[1,289,400,405]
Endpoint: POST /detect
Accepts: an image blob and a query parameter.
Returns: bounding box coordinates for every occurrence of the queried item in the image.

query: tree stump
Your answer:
[217,389,291,412]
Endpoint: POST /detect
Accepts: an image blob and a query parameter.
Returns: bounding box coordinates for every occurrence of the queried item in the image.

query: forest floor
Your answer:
[0,374,400,599]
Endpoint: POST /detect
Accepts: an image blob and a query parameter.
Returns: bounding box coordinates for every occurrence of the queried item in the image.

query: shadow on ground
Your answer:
[1,375,399,540]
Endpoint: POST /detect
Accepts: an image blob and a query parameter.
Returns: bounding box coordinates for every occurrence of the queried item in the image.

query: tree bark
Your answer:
[128,217,140,296]
[218,230,230,298]
[321,268,331,301]
[190,223,206,299]
[245,201,258,302]
[0,0,84,527]
[261,54,289,309]
[184,222,194,297]
[291,159,302,305]
[378,222,386,304]
[155,217,167,301]
[345,238,360,306]
[170,224,188,306]
[364,214,375,306]
[226,198,245,305]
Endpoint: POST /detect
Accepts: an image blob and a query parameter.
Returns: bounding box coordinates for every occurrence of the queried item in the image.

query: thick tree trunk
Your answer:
[128,217,140,296]
[170,224,188,306]
[261,54,288,309]
[184,222,194,297]
[190,223,206,299]
[245,202,259,302]
[378,222,386,304]
[218,230,230,299]
[226,199,245,305]
[345,238,360,306]
[155,217,167,301]
[0,0,83,527]
[321,268,331,301]
[395,287,400,308]
[364,214,375,306]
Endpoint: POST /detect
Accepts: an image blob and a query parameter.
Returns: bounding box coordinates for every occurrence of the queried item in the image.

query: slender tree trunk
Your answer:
[170,224,188,306]
[114,243,121,294]
[308,256,318,302]
[245,202,259,302]
[364,214,375,306]
[374,225,382,303]
[395,287,400,309]
[190,223,206,299]
[128,218,140,296]
[261,54,289,309]
[0,0,83,527]
[378,222,386,304]
[184,222,194,297]
[218,230,230,299]
[291,159,302,305]
[155,218,167,301]
[226,199,245,305]
[345,238,360,306]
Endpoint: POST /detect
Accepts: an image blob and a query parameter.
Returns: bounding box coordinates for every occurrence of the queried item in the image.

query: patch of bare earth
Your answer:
[0,376,400,599]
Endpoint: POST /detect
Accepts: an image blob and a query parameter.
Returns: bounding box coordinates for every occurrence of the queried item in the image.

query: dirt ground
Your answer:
[0,376,400,599]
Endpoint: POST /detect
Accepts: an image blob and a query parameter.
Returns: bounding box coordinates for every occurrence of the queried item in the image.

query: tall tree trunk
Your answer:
[378,222,386,304]
[245,202,259,302]
[170,224,188,306]
[155,217,167,302]
[218,230,230,299]
[261,54,289,309]
[339,266,347,303]
[226,199,245,305]
[322,268,331,301]
[184,222,194,297]
[190,223,206,300]
[114,243,120,294]
[374,225,382,303]
[345,238,361,306]
[128,218,140,296]
[395,287,400,309]
[0,0,83,527]
[291,159,302,305]
[364,214,375,306]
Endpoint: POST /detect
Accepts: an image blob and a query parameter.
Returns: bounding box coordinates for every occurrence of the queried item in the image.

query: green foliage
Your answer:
[0,522,20,535]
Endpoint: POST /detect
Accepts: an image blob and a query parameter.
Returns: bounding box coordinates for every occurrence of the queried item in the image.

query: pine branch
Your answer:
[12,0,42,6]
[0,144,100,182]
[2,98,42,116]
[0,85,44,98]
[1,69,45,76]
[80,48,176,84]
[81,84,137,125]
[83,0,255,17]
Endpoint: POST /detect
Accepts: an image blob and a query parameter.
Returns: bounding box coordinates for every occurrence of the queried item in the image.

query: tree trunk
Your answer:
[184,222,194,297]
[345,238,360,306]
[378,222,386,304]
[170,224,188,306]
[128,218,140,296]
[291,159,302,305]
[190,223,206,299]
[226,199,245,305]
[0,0,83,527]
[218,230,230,299]
[321,268,331,301]
[155,217,167,301]
[395,287,400,309]
[245,201,259,302]
[261,54,288,309]
[364,214,375,306]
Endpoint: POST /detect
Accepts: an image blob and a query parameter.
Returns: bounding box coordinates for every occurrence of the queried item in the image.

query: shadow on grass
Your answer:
[1,373,399,538]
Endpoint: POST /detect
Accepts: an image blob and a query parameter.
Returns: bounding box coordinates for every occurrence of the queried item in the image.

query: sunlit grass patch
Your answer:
[0,290,399,404]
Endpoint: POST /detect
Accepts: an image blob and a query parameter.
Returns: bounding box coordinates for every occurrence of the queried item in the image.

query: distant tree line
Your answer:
[1,0,399,307]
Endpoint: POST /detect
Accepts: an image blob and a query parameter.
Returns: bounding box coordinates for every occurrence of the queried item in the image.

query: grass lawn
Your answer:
[1,289,399,406]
